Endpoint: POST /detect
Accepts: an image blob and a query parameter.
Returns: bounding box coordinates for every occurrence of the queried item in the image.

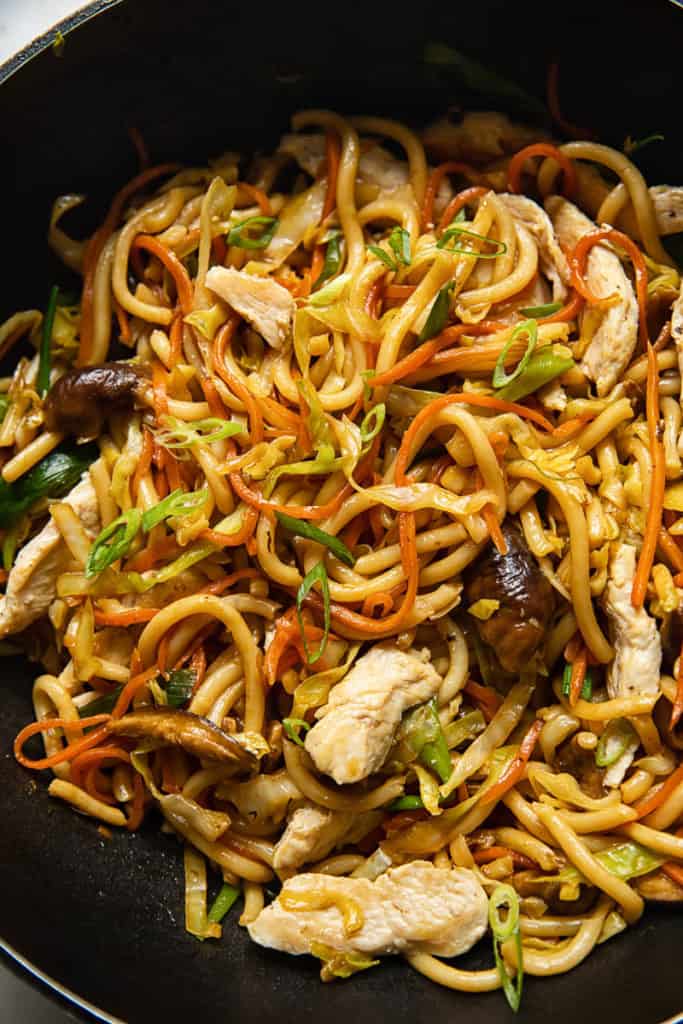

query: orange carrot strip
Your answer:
[237,182,272,216]
[199,568,261,596]
[568,646,588,707]
[132,428,154,500]
[94,607,160,627]
[632,342,664,607]
[126,771,146,831]
[370,322,498,389]
[111,667,161,720]
[14,716,112,770]
[70,745,131,791]
[125,536,180,573]
[422,162,481,230]
[437,186,490,233]
[169,313,184,363]
[361,592,395,618]
[569,228,649,345]
[635,761,683,819]
[480,719,543,806]
[536,289,584,324]
[507,143,577,198]
[132,234,194,315]
[464,680,502,723]
[213,318,264,443]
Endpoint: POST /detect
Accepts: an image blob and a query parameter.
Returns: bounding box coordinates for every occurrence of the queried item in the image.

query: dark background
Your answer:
[2,0,683,1021]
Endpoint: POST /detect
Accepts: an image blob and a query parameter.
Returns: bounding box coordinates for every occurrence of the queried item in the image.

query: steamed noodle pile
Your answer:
[4,108,683,1002]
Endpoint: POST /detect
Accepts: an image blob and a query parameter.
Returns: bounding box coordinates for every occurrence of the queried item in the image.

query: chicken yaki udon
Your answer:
[5,108,683,1007]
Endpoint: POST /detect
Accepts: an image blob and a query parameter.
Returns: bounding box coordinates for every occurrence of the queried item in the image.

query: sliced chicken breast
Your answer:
[248,861,488,959]
[205,267,295,349]
[217,769,302,825]
[304,644,441,785]
[603,542,661,699]
[0,473,99,637]
[273,804,382,872]
[546,196,638,396]
[423,111,544,163]
[499,194,570,301]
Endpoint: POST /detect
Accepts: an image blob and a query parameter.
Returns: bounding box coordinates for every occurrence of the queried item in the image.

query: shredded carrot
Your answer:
[199,568,260,596]
[213,318,264,442]
[201,511,258,549]
[162,448,183,493]
[551,413,595,442]
[422,162,481,230]
[464,680,502,723]
[70,745,131,792]
[169,313,184,363]
[132,428,154,500]
[370,322,499,389]
[482,504,507,557]
[13,715,112,770]
[125,772,146,831]
[507,143,577,198]
[157,634,170,674]
[309,246,325,290]
[151,360,169,418]
[237,182,272,216]
[94,607,160,627]
[321,130,341,222]
[437,186,490,234]
[111,666,160,720]
[632,342,664,607]
[472,846,537,870]
[568,646,588,707]
[231,472,351,522]
[480,719,543,806]
[125,536,180,573]
[570,228,649,346]
[635,761,683,819]
[537,289,585,324]
[79,162,178,365]
[361,592,395,618]
[132,234,194,316]
[113,299,131,343]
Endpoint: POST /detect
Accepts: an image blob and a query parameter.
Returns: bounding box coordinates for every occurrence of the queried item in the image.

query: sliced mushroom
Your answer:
[109,708,257,768]
[44,362,149,437]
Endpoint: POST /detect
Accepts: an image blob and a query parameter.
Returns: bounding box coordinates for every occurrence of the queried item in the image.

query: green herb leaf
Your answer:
[282,717,311,747]
[388,226,411,267]
[418,283,453,342]
[276,511,355,567]
[86,510,142,578]
[78,686,123,718]
[207,883,241,924]
[162,668,197,708]
[519,302,562,318]
[492,319,538,389]
[437,225,507,258]
[38,285,59,397]
[359,404,386,446]
[367,245,397,271]
[496,348,574,403]
[0,442,98,531]
[141,488,209,533]
[314,231,343,289]
[561,662,593,701]
[227,215,279,250]
[402,698,452,783]
[624,133,665,156]
[296,561,330,665]
[489,884,523,1013]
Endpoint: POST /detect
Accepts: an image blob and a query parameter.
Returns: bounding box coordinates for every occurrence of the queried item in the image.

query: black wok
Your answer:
[1,1,682,1020]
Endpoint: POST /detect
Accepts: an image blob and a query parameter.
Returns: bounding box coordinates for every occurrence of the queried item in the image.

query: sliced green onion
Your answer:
[141,488,209,532]
[296,561,330,665]
[387,795,425,812]
[227,215,279,250]
[496,348,574,403]
[308,272,351,307]
[275,511,355,567]
[78,685,123,718]
[282,717,311,747]
[38,285,59,397]
[418,282,453,342]
[437,226,507,258]
[489,884,523,1013]
[367,245,397,271]
[86,510,142,578]
[624,133,664,156]
[402,698,452,783]
[314,230,343,289]
[360,404,386,446]
[156,416,243,449]
[360,369,376,401]
[207,883,241,924]
[519,302,562,318]
[162,668,197,708]
[124,541,216,592]
[595,718,634,768]
[388,226,411,267]
[561,662,593,701]
[492,320,537,389]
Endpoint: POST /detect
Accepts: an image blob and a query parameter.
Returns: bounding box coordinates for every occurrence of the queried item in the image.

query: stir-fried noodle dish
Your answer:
[6,105,683,1007]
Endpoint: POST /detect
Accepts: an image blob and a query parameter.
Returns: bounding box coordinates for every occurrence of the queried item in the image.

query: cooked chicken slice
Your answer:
[0,473,99,638]
[499,194,570,301]
[273,805,382,872]
[109,709,258,769]
[572,166,683,238]
[248,861,487,959]
[216,769,302,824]
[304,644,441,785]
[546,197,638,396]
[423,111,544,163]
[205,267,295,349]
[671,280,683,404]
[279,134,409,191]
[650,185,683,236]
[636,870,683,902]
[603,542,661,699]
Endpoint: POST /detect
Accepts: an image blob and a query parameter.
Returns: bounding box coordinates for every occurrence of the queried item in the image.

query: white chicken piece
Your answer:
[0,474,99,638]
[304,644,441,785]
[546,197,638,396]
[499,194,571,301]
[650,186,683,235]
[205,267,295,350]
[216,769,302,825]
[423,111,544,163]
[603,542,661,699]
[248,861,488,959]
[273,805,382,872]
[670,280,683,410]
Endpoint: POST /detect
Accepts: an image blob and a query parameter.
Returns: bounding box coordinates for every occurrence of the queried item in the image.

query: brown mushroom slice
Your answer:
[109,708,257,768]
[44,361,149,437]
[635,870,683,902]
